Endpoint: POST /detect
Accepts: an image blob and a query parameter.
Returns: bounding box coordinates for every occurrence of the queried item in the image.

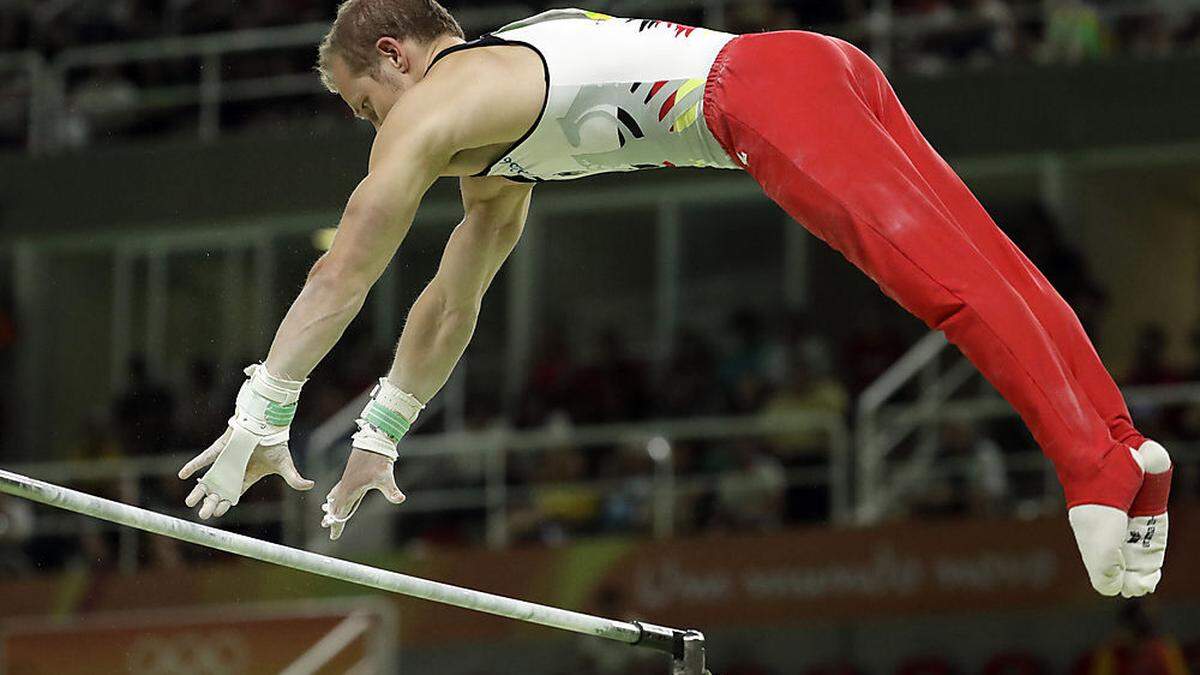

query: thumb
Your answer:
[178,436,226,480]
[276,452,315,491]
[380,473,406,505]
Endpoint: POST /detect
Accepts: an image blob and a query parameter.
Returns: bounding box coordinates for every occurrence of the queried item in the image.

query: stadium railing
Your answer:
[857,333,1200,522]
[6,379,1197,573]
[3,410,850,572]
[0,0,1193,153]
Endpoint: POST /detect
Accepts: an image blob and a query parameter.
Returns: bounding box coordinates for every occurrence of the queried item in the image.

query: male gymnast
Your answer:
[178,0,1172,598]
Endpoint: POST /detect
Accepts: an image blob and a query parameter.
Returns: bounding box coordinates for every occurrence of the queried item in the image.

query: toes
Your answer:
[1121,569,1162,598]
[185,485,207,508]
[1090,562,1126,596]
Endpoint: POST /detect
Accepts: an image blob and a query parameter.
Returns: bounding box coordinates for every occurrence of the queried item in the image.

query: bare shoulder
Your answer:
[375,46,545,166]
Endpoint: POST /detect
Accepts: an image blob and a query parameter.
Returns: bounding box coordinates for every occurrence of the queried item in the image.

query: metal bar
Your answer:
[0,469,697,658]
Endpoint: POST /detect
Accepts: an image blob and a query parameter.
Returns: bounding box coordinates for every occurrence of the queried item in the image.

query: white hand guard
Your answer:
[349,379,424,462]
[197,364,305,508]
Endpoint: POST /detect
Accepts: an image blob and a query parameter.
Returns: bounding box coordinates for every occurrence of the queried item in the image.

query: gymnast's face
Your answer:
[329,37,420,131]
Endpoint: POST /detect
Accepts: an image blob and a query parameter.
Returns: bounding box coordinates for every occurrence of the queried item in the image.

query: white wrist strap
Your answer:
[351,379,424,461]
[232,363,306,444]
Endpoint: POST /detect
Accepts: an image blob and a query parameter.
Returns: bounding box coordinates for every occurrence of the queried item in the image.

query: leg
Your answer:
[702,32,1142,510]
[703,31,1166,596]
[837,40,1145,450]
[831,39,1171,596]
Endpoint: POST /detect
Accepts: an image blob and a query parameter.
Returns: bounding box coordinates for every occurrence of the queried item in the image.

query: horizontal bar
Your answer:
[0,469,691,654]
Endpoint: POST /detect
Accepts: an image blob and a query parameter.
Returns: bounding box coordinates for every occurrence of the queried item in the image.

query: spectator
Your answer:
[175,359,229,450]
[597,442,654,534]
[843,306,908,394]
[656,328,721,418]
[712,440,787,531]
[1043,0,1109,63]
[509,415,602,545]
[904,421,1011,518]
[1126,324,1183,387]
[720,310,774,413]
[567,328,649,424]
[1124,324,1185,440]
[761,344,849,461]
[70,410,123,462]
[519,324,575,427]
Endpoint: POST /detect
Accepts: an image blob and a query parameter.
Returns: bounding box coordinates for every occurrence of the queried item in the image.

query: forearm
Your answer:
[386,282,479,403]
[264,270,370,381]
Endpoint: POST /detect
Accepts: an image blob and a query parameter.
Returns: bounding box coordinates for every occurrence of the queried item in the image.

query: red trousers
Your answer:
[703,31,1143,510]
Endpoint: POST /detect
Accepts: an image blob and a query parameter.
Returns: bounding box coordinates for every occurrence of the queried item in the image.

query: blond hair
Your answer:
[317,0,464,92]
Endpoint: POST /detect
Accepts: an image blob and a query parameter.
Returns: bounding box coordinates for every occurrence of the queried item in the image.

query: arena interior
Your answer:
[0,1,1199,674]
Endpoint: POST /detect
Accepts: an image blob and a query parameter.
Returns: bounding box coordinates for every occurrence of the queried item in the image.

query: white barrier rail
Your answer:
[857,340,1200,522]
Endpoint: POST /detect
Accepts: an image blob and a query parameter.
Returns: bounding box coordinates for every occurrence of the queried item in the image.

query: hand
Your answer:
[321,449,406,541]
[179,428,315,520]
[1069,441,1171,597]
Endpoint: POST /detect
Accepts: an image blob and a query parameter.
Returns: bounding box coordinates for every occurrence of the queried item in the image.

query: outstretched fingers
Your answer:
[198,493,231,520]
[185,484,208,508]
[275,452,316,491]
[321,481,367,541]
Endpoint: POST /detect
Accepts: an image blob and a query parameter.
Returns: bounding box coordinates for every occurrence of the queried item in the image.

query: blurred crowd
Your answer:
[1,0,1197,57]
[0,201,1198,577]
[1,0,1199,148]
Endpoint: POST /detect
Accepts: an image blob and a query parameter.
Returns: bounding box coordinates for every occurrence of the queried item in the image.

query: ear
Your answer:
[375,37,409,74]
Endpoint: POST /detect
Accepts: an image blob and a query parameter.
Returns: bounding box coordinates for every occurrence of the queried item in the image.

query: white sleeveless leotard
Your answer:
[431,9,740,182]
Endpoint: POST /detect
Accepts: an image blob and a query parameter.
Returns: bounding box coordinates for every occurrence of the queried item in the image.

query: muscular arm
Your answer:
[261,52,537,381]
[387,177,532,402]
[262,148,444,381]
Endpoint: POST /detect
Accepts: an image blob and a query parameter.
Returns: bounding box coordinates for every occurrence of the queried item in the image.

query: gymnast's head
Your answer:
[317,0,464,130]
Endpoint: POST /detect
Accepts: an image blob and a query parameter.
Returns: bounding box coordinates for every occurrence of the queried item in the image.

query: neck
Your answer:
[420,34,467,75]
